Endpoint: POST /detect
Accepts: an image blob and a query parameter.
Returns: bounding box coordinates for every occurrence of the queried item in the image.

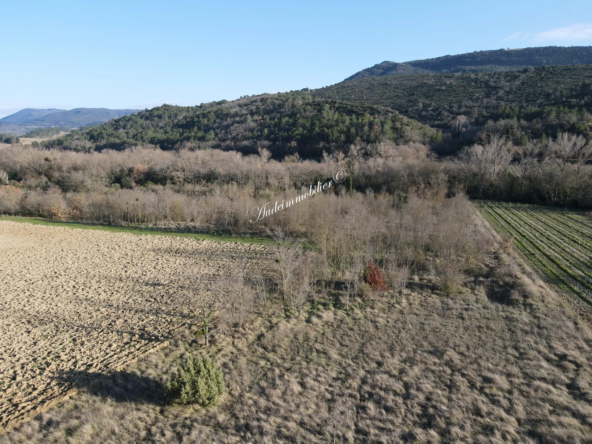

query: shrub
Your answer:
[357,281,373,299]
[0,185,23,215]
[386,265,409,293]
[165,355,225,407]
[438,262,465,296]
[364,261,387,291]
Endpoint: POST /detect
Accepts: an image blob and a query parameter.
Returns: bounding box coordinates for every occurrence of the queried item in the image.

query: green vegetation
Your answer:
[344,46,592,81]
[164,355,225,406]
[0,134,20,144]
[315,65,592,143]
[23,127,64,138]
[43,93,440,158]
[479,201,592,303]
[0,216,273,245]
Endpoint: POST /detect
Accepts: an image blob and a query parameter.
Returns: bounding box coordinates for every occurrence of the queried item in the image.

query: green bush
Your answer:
[165,355,225,406]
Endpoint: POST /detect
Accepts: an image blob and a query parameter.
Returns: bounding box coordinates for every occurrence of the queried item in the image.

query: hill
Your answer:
[0,108,64,124]
[344,61,431,81]
[0,108,139,135]
[315,64,592,145]
[25,108,139,128]
[43,93,440,159]
[344,46,592,81]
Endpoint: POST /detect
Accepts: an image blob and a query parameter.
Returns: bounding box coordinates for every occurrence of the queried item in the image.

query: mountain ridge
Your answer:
[0,108,65,124]
[344,46,592,82]
[0,108,139,135]
[315,64,592,149]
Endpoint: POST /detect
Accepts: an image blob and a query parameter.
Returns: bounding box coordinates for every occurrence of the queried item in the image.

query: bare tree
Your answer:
[551,132,592,185]
[342,254,365,307]
[183,273,219,347]
[291,251,325,315]
[217,263,257,330]
[258,147,272,163]
[514,140,545,199]
[464,135,514,195]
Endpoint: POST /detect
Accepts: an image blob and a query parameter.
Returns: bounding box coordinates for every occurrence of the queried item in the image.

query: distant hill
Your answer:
[315,65,592,147]
[0,108,139,135]
[344,62,430,81]
[0,108,64,124]
[43,94,440,159]
[344,46,592,81]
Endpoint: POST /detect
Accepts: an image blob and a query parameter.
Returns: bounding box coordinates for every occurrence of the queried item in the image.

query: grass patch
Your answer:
[0,216,274,245]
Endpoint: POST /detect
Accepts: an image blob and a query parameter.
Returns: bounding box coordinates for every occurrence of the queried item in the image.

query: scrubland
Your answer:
[3,213,592,442]
[1,135,592,442]
[1,196,592,442]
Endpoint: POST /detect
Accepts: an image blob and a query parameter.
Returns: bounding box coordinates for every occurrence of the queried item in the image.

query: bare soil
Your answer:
[0,221,273,432]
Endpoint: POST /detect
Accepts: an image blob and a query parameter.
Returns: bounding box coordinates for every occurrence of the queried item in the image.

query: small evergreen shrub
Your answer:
[165,355,225,407]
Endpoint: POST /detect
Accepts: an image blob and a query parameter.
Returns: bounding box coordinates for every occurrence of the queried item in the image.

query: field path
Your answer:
[0,221,273,431]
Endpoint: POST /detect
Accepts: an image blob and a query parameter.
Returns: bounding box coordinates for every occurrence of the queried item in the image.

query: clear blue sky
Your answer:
[1,0,592,117]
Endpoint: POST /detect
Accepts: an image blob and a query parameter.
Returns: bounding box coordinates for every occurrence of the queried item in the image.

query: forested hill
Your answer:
[0,108,65,124]
[344,46,592,81]
[43,94,440,159]
[0,108,139,135]
[315,64,592,141]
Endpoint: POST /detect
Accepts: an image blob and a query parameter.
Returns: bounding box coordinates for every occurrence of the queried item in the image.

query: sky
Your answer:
[1,0,592,118]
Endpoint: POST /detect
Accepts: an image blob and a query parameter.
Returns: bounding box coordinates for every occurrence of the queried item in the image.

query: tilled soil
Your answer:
[0,221,273,431]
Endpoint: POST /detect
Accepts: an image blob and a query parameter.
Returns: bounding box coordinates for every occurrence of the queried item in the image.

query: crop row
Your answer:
[478,201,592,305]
[487,202,592,272]
[484,202,592,287]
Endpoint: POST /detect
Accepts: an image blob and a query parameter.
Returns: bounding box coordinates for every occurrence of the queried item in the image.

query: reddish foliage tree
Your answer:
[365,261,387,291]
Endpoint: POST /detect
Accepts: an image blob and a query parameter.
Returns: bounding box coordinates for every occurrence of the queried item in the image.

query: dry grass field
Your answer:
[0,132,69,151]
[4,251,592,443]
[18,133,69,146]
[0,221,273,433]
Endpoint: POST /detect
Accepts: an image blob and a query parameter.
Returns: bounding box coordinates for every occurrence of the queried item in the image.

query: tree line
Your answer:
[23,127,65,138]
[0,134,20,144]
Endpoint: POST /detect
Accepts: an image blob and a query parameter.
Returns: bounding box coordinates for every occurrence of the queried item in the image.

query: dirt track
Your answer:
[0,221,273,431]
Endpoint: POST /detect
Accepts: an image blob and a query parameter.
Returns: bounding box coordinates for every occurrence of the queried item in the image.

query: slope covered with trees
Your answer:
[23,127,65,138]
[316,65,592,147]
[344,46,592,81]
[43,93,440,159]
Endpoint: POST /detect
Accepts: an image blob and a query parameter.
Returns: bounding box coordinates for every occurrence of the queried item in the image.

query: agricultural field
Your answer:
[478,201,592,306]
[0,221,273,432]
